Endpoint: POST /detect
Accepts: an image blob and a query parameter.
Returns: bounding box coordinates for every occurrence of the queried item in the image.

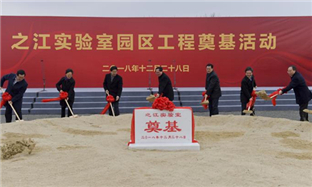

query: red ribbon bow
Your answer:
[269,87,286,106]
[1,92,12,108]
[152,96,175,111]
[101,95,115,114]
[41,92,68,102]
[246,90,257,110]
[201,91,209,109]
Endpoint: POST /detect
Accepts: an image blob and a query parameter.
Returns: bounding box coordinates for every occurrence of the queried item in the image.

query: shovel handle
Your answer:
[9,102,21,121]
[109,103,115,117]
[107,94,116,117]
[270,94,278,99]
[65,99,75,117]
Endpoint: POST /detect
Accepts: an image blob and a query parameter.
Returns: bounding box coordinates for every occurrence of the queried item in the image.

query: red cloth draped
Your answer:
[201,91,209,109]
[152,96,175,111]
[246,90,257,110]
[101,95,115,114]
[1,92,12,108]
[41,92,68,102]
[269,87,286,106]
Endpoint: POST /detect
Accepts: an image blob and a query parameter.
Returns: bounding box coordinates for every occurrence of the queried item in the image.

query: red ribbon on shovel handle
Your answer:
[1,92,12,108]
[42,92,68,102]
[269,87,286,106]
[101,95,115,115]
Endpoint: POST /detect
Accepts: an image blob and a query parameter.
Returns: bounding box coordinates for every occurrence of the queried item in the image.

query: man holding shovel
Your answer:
[155,67,174,101]
[240,67,257,116]
[1,70,28,123]
[56,69,76,118]
[279,65,312,121]
[103,66,123,116]
[205,64,221,116]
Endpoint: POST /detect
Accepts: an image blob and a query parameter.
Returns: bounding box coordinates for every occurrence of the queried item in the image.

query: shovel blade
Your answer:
[303,109,312,114]
[69,115,79,118]
[243,110,253,114]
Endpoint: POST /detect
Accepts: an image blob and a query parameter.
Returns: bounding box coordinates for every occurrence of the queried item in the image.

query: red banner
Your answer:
[1,16,311,87]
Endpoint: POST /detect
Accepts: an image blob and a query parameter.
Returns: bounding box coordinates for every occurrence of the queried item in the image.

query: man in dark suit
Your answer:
[205,64,221,116]
[279,65,312,121]
[155,67,174,101]
[240,67,257,116]
[1,70,28,123]
[103,66,123,116]
[56,69,75,117]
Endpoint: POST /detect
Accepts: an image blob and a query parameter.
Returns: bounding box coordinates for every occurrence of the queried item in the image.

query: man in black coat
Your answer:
[205,64,221,116]
[103,66,123,116]
[279,65,312,121]
[1,70,28,123]
[155,67,174,101]
[56,69,75,117]
[240,67,257,116]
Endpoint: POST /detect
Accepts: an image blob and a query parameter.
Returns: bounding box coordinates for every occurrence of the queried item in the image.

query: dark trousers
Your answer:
[5,101,22,123]
[109,101,120,116]
[208,97,219,116]
[299,102,309,121]
[61,103,73,118]
[241,101,255,116]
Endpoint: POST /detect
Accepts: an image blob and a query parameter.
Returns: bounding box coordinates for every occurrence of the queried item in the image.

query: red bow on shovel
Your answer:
[269,87,286,106]
[101,95,115,116]
[200,91,209,109]
[243,90,257,114]
[41,92,68,102]
[1,92,12,108]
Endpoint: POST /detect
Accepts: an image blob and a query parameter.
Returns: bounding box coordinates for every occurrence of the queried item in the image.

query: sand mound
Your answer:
[1,114,311,187]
